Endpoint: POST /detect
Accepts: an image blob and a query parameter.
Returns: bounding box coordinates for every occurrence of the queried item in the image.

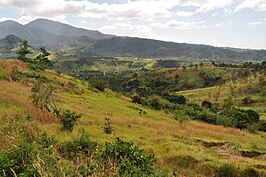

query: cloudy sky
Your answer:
[0,0,265,49]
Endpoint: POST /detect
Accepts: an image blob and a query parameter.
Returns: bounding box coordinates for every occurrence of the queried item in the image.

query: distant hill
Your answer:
[0,35,22,53]
[0,19,265,62]
[92,37,266,61]
[26,19,112,40]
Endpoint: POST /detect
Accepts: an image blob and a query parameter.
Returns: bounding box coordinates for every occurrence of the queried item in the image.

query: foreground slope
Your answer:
[0,60,266,176]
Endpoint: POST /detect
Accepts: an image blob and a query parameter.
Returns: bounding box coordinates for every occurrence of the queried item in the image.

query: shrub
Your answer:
[220,108,260,129]
[92,79,108,91]
[218,164,238,177]
[241,167,259,177]
[202,100,212,109]
[37,132,57,154]
[0,141,38,177]
[58,131,97,160]
[259,120,266,132]
[149,96,165,110]
[242,97,256,105]
[165,94,187,104]
[59,110,81,132]
[103,117,113,134]
[100,138,155,176]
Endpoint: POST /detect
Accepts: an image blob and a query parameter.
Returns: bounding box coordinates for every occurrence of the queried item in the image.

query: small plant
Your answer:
[60,110,82,132]
[37,132,58,154]
[0,141,38,176]
[104,114,113,134]
[100,138,155,176]
[58,131,97,160]
[202,100,212,109]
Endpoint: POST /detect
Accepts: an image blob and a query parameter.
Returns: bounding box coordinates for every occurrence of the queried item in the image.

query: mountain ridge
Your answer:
[0,19,266,61]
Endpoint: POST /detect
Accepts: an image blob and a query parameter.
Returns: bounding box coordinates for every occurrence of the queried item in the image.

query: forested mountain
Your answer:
[0,19,266,61]
[26,19,112,40]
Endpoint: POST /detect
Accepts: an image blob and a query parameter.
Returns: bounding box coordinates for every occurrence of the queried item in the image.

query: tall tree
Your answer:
[16,40,32,62]
[34,47,52,70]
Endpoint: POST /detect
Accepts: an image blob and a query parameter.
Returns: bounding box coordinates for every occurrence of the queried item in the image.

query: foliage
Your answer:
[19,71,50,82]
[37,132,57,154]
[100,138,156,176]
[0,141,38,177]
[59,109,82,132]
[202,100,212,109]
[242,96,256,105]
[104,116,113,134]
[164,94,187,104]
[220,108,260,129]
[58,131,97,160]
[16,40,32,62]
[91,79,108,91]
[31,47,52,70]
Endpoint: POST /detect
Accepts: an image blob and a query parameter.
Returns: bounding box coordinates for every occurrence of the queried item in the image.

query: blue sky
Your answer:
[0,0,265,49]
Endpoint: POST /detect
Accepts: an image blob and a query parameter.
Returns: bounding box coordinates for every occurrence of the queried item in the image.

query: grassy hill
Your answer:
[1,60,266,176]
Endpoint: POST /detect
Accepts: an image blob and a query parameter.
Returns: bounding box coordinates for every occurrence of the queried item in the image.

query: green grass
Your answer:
[1,60,266,176]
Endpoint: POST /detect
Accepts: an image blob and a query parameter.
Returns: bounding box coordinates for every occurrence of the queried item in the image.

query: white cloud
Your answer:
[212,12,218,17]
[0,17,15,22]
[248,21,263,26]
[0,0,238,22]
[100,22,155,39]
[175,11,195,17]
[235,0,266,12]
[152,20,207,30]
[101,23,135,30]
[17,16,36,24]
[215,22,231,27]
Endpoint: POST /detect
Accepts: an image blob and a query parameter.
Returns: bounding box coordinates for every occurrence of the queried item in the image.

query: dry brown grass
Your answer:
[0,59,29,71]
[0,80,57,123]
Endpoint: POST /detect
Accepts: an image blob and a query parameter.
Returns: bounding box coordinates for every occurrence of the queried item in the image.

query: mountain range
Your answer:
[0,18,266,62]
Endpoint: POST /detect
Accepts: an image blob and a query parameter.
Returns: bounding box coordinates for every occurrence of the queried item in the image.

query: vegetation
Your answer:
[0,53,266,176]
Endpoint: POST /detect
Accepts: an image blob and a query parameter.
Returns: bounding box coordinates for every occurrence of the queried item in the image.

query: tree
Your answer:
[16,40,32,62]
[31,81,81,132]
[34,47,52,70]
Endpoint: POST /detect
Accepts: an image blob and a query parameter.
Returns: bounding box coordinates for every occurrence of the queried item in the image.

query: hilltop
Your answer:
[0,59,266,176]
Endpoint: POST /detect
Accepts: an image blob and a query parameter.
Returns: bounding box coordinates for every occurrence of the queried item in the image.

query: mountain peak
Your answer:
[0,20,22,26]
[26,18,112,40]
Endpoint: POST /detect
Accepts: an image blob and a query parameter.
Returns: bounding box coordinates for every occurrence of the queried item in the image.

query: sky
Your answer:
[0,0,265,49]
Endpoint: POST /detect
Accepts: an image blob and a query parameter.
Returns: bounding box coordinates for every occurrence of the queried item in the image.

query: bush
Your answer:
[92,79,108,91]
[218,164,238,177]
[58,131,97,160]
[202,100,212,109]
[0,141,38,177]
[259,120,266,132]
[242,97,256,105]
[220,108,260,129]
[165,94,187,104]
[100,138,155,176]
[59,110,81,132]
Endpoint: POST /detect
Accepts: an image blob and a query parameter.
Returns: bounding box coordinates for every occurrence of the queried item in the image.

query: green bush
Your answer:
[202,100,212,109]
[58,131,97,160]
[164,94,187,104]
[59,110,81,132]
[218,164,238,177]
[220,108,260,129]
[91,79,108,91]
[0,141,38,177]
[100,138,155,176]
[259,120,266,132]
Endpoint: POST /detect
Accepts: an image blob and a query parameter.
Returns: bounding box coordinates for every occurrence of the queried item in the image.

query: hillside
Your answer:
[0,19,266,62]
[1,60,266,176]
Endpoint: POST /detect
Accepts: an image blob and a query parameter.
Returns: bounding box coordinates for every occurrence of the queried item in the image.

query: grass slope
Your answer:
[1,60,266,176]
